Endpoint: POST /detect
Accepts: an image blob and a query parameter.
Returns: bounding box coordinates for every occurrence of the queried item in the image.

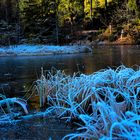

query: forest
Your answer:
[0,0,140,45]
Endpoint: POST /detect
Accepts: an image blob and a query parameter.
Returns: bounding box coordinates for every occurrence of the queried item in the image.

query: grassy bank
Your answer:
[0,44,92,56]
[0,65,140,139]
[36,65,140,139]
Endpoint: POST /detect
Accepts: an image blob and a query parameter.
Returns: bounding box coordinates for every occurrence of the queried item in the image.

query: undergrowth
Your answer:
[1,65,140,139]
[35,65,140,140]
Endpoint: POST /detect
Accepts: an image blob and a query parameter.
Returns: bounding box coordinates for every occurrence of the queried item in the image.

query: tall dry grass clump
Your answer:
[35,65,140,139]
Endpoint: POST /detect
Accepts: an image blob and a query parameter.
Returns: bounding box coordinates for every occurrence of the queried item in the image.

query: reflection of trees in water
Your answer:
[120,46,140,67]
[0,47,140,98]
[83,48,118,73]
[111,47,122,66]
[82,46,140,74]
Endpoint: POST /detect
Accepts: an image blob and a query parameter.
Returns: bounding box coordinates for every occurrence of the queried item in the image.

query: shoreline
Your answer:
[0,43,139,57]
[0,44,92,57]
[74,40,140,47]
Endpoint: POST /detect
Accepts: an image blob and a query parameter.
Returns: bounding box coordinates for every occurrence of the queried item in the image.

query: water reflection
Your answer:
[0,45,139,98]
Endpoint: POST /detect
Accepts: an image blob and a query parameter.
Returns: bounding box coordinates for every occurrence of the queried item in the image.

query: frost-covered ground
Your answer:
[36,66,140,140]
[0,44,92,56]
[0,116,73,139]
[1,65,140,139]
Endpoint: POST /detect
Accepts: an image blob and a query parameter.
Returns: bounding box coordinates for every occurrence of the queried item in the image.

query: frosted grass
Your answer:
[0,94,28,123]
[35,65,140,139]
[0,65,140,139]
[0,45,92,56]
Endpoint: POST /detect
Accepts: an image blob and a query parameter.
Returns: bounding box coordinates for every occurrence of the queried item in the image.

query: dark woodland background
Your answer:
[0,0,140,45]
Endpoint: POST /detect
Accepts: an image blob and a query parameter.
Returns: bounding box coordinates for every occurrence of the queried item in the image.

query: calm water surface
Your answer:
[0,45,140,97]
[0,45,140,139]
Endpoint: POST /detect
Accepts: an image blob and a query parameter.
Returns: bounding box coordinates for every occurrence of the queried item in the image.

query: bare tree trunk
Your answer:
[16,0,20,44]
[105,0,107,9]
[90,0,92,19]
[55,0,59,44]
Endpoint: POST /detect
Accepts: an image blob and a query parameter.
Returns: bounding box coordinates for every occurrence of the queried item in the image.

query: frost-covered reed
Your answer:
[0,94,28,123]
[36,65,140,139]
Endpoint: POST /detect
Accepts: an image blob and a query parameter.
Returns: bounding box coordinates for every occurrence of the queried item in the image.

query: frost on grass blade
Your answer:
[0,95,28,123]
[37,65,140,139]
[1,65,140,139]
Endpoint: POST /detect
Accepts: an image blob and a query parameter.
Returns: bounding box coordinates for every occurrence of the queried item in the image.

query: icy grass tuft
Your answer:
[0,94,28,123]
[36,65,140,139]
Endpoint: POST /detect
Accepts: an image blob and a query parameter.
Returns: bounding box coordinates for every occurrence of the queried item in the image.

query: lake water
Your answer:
[0,45,140,139]
[0,45,140,98]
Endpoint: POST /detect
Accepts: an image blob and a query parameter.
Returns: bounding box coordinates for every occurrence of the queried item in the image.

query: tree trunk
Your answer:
[105,0,107,9]
[90,0,92,19]
[55,0,59,44]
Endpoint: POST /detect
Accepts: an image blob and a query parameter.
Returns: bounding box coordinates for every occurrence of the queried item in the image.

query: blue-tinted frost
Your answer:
[0,44,92,56]
[1,65,140,139]
[39,65,140,139]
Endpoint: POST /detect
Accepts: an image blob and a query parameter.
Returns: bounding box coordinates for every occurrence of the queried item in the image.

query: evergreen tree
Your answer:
[20,0,57,43]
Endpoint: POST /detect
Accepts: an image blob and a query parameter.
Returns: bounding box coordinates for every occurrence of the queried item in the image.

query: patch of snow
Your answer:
[0,44,92,56]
